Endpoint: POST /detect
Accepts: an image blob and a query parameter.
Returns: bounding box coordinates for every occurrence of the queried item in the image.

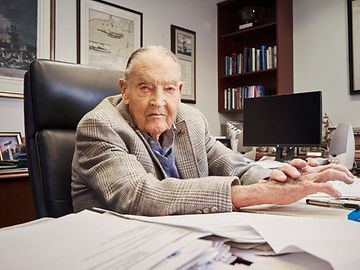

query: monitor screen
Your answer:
[243,91,322,147]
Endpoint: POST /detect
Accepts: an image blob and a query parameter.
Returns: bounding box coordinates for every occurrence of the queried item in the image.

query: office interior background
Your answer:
[0,0,359,137]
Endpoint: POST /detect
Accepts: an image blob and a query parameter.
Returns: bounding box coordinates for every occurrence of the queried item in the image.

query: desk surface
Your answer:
[0,168,29,180]
[240,199,351,220]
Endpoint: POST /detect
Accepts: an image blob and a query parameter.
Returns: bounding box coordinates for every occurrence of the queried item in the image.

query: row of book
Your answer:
[224,85,266,110]
[224,45,277,75]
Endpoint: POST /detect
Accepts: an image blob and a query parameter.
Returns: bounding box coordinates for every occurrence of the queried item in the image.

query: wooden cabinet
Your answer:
[217,0,293,112]
[0,169,36,228]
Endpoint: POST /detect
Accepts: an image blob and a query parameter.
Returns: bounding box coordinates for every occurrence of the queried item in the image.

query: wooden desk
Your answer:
[0,169,36,228]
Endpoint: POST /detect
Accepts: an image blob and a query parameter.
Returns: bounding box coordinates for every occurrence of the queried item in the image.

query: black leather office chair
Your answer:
[24,59,120,218]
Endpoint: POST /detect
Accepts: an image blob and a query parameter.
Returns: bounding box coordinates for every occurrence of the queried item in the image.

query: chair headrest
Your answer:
[28,59,120,130]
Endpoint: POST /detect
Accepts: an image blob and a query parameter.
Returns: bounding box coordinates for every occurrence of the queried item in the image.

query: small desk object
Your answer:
[348,210,360,221]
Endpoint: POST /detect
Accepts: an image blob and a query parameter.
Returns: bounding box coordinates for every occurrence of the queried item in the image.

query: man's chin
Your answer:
[145,124,170,137]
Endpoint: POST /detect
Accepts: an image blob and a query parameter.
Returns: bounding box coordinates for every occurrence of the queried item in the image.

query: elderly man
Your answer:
[72,45,354,216]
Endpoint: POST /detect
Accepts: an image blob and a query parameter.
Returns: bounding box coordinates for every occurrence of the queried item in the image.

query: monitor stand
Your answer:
[275,146,295,162]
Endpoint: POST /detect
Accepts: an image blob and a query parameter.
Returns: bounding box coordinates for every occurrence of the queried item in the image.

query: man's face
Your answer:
[120,54,182,141]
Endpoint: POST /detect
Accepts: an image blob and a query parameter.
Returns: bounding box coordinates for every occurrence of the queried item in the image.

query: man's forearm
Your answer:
[231,184,270,208]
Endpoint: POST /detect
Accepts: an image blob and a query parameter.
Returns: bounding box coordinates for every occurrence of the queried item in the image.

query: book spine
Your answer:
[261,45,267,70]
[273,45,277,68]
[243,47,248,73]
[252,47,256,72]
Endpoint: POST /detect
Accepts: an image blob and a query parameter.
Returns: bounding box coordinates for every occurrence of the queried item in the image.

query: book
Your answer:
[273,45,277,68]
[260,45,267,70]
[243,47,248,73]
[252,48,256,72]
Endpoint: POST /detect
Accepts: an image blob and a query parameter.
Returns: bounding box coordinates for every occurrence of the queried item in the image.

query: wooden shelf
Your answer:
[220,22,276,41]
[220,68,276,80]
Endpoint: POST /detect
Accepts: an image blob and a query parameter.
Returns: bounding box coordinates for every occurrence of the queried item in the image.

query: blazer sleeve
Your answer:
[202,114,271,185]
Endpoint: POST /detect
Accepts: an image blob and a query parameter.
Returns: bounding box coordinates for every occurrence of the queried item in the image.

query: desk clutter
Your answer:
[1,202,359,270]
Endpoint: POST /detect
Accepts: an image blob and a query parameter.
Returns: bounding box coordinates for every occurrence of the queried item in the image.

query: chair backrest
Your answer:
[24,59,120,218]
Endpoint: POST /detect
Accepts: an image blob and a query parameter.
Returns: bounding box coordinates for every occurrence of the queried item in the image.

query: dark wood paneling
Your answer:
[0,170,36,228]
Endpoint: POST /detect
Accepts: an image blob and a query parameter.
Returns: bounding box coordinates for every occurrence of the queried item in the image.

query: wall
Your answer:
[0,0,221,136]
[2,0,360,138]
[293,0,360,128]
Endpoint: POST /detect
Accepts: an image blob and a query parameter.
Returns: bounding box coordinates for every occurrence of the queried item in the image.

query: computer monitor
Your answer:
[243,91,322,161]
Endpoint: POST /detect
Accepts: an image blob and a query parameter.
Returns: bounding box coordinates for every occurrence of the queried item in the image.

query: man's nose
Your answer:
[151,88,166,106]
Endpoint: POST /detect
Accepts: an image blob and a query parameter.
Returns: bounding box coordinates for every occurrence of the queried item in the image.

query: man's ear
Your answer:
[178,82,183,94]
[178,82,183,101]
[119,79,130,104]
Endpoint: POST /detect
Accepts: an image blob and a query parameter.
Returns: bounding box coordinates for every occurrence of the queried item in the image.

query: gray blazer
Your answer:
[71,95,269,216]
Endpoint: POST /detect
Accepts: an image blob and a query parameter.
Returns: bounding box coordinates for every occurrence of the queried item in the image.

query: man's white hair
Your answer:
[124,45,181,79]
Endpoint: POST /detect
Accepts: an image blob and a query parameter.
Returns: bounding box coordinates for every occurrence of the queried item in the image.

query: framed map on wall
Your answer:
[77,0,143,73]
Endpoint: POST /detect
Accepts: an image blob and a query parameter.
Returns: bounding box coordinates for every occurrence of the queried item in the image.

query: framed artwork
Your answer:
[0,0,52,99]
[171,25,196,103]
[77,0,143,73]
[348,0,360,94]
[0,132,22,161]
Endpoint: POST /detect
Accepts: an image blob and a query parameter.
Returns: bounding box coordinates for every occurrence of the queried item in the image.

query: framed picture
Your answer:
[0,0,52,99]
[171,25,196,103]
[348,0,360,94]
[0,132,22,161]
[77,0,143,73]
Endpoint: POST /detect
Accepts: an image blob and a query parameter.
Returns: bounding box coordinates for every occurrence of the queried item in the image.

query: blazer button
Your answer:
[210,206,218,213]
[195,209,202,214]
[202,207,210,214]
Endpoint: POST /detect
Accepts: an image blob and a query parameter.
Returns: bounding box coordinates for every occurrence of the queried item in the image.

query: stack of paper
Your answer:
[0,210,233,270]
[1,208,359,269]
[124,211,360,270]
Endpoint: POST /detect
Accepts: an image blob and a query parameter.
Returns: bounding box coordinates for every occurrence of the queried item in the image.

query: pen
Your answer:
[306,199,360,210]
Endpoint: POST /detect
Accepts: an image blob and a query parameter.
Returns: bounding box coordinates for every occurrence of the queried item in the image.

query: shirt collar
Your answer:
[141,124,177,150]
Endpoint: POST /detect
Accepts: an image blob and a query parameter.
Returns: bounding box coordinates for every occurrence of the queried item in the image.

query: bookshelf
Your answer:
[217,0,293,112]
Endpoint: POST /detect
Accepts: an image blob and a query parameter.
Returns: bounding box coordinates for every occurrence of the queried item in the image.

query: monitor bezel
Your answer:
[242,91,323,147]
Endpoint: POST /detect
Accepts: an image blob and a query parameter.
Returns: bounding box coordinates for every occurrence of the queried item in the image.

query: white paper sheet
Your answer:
[124,212,360,270]
[122,211,265,243]
[232,249,332,270]
[0,210,210,270]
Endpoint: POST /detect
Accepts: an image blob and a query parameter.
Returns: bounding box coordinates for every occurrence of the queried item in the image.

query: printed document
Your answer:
[124,211,360,270]
[0,210,212,270]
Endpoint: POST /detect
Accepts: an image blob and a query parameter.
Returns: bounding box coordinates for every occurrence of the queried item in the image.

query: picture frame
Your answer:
[171,25,196,103]
[348,0,360,94]
[0,0,53,99]
[0,132,22,161]
[77,0,143,73]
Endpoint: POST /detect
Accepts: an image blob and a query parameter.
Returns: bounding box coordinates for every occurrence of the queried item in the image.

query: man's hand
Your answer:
[232,158,356,209]
[266,158,354,185]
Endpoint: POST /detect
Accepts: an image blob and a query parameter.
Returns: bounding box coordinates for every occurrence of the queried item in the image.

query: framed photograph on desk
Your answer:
[0,132,22,161]
[171,25,196,103]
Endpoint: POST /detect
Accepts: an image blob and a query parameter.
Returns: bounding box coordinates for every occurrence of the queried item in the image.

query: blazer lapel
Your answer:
[135,130,167,180]
[174,120,200,178]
